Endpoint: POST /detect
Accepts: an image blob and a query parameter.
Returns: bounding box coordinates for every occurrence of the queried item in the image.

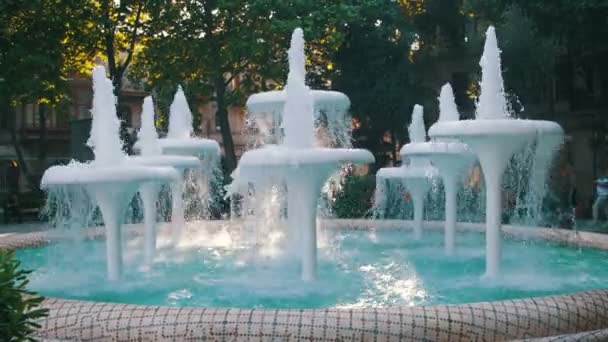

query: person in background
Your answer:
[3,192,21,224]
[592,175,608,224]
[3,160,21,223]
[555,156,576,229]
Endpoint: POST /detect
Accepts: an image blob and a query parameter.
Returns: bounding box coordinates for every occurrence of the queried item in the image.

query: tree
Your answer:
[134,0,349,174]
[0,0,76,190]
[462,0,608,115]
[61,0,161,106]
[331,1,433,168]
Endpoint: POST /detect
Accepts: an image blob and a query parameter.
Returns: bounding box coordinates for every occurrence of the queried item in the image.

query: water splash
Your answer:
[476,26,509,120]
[438,83,459,122]
[168,85,193,139]
[408,105,426,143]
[138,96,161,157]
[87,66,124,165]
[282,28,314,149]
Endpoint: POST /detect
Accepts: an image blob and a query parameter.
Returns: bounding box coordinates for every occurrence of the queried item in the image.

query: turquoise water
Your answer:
[16,229,608,308]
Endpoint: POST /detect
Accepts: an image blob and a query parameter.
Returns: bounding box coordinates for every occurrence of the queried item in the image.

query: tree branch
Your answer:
[118,0,145,77]
[223,60,249,87]
[101,0,117,78]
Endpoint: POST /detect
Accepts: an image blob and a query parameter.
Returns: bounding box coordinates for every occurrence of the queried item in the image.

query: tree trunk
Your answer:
[38,104,47,170]
[5,102,40,192]
[215,78,237,174]
[391,129,398,166]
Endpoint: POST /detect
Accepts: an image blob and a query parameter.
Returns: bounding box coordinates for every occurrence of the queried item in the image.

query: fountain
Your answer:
[40,66,179,281]
[400,84,475,254]
[13,25,608,342]
[376,105,438,239]
[129,96,200,263]
[145,86,222,222]
[233,28,374,281]
[246,85,351,146]
[428,26,564,278]
[234,40,356,222]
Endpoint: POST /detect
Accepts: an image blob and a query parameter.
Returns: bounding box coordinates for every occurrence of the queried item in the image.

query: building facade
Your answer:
[0,76,248,196]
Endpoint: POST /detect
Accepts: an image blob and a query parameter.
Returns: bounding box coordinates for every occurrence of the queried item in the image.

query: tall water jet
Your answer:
[233,28,374,281]
[131,96,199,262]
[41,66,179,281]
[282,28,315,149]
[429,27,556,278]
[168,85,194,139]
[476,27,509,121]
[138,97,162,157]
[402,84,474,254]
[438,83,460,122]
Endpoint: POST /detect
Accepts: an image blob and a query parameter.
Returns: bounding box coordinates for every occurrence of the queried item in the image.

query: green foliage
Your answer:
[463,0,608,111]
[0,249,48,341]
[331,0,435,165]
[131,0,354,171]
[332,175,376,219]
[0,0,75,105]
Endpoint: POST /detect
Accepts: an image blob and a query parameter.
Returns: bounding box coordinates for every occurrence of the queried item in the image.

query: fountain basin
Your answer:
[41,164,179,281]
[376,165,437,180]
[128,155,201,169]
[6,220,608,340]
[238,145,374,167]
[428,118,537,138]
[41,164,180,187]
[400,140,472,156]
[158,138,220,157]
[430,119,538,279]
[247,90,350,120]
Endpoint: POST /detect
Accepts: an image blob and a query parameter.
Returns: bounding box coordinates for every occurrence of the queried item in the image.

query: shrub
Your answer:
[332,175,376,218]
[0,249,48,341]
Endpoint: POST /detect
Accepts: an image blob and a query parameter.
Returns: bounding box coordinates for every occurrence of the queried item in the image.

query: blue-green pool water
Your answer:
[16,229,608,308]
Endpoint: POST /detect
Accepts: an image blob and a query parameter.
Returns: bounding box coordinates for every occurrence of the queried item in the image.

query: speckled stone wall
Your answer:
[37,290,608,341]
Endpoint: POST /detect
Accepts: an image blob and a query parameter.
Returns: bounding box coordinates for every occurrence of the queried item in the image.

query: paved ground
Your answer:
[574,220,608,233]
[0,221,47,234]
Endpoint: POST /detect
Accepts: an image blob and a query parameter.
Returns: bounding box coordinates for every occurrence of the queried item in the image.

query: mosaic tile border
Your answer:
[2,219,607,341]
